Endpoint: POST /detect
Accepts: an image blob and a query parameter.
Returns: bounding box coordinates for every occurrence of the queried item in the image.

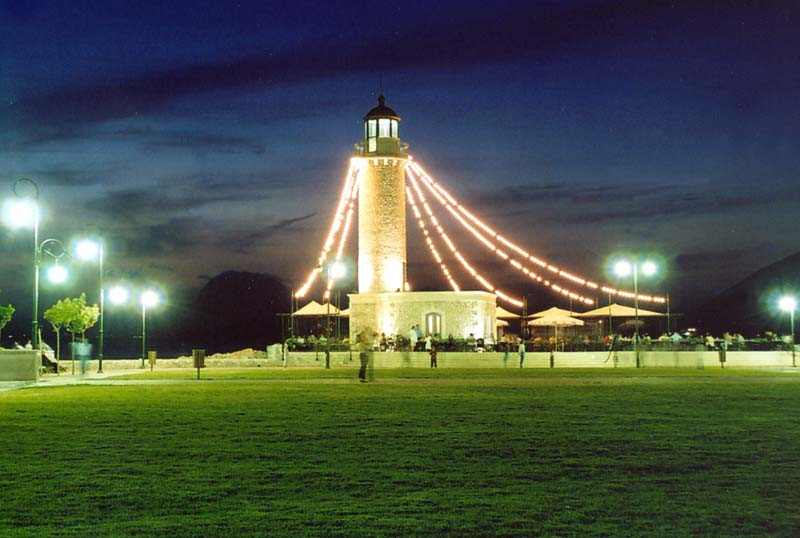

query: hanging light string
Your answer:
[296,159,360,298]
[406,184,460,292]
[407,168,524,307]
[409,160,665,304]
[409,165,594,306]
[324,168,361,300]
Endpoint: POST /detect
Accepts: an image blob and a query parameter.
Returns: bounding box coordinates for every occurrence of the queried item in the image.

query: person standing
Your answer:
[518,337,526,369]
[425,335,437,368]
[409,325,418,352]
[357,330,372,382]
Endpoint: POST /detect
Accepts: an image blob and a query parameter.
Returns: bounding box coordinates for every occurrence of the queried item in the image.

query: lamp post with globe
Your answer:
[74,239,106,372]
[2,178,42,347]
[778,295,797,367]
[613,258,658,368]
[140,289,160,368]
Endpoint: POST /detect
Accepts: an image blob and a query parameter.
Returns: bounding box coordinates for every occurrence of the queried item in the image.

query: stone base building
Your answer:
[349,290,497,341]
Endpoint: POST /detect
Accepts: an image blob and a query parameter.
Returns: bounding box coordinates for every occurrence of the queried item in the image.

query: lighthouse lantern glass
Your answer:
[379,118,390,137]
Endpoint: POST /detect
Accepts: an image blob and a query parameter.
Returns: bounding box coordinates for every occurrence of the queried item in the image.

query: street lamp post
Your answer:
[140,290,160,368]
[614,258,657,368]
[778,295,797,367]
[3,179,41,348]
[76,239,105,373]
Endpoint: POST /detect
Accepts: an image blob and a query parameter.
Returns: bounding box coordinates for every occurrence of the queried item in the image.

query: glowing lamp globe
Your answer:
[641,260,657,277]
[2,199,38,229]
[108,286,130,305]
[328,261,347,281]
[75,239,101,261]
[46,265,68,284]
[614,260,632,278]
[140,290,160,308]
[778,295,797,313]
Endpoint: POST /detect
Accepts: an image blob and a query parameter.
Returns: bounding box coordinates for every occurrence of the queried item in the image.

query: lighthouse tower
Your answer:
[349,96,496,342]
[356,95,408,293]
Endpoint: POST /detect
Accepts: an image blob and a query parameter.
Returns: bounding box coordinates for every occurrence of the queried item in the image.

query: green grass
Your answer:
[2,368,799,536]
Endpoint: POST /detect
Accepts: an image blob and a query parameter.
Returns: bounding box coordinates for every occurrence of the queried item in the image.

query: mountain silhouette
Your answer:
[183,271,291,352]
[694,251,800,335]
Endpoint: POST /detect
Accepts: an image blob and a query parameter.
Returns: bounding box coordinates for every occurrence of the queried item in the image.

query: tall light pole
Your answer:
[140,289,160,368]
[75,239,105,373]
[3,178,41,348]
[327,261,347,339]
[778,295,796,367]
[614,258,657,368]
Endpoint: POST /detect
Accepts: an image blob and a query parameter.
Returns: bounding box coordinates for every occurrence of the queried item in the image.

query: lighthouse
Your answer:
[348,96,496,341]
[356,95,408,293]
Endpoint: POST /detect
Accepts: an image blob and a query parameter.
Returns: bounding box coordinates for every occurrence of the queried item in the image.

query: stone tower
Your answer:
[356,95,408,293]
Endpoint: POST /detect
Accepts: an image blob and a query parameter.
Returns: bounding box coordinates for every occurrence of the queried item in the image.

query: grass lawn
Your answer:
[2,368,799,536]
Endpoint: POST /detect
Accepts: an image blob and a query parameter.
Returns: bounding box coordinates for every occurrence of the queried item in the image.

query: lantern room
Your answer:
[360,95,406,157]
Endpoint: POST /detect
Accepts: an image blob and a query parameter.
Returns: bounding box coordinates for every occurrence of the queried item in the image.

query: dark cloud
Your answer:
[221,213,317,255]
[469,180,800,225]
[26,163,131,187]
[7,124,266,155]
[4,0,720,132]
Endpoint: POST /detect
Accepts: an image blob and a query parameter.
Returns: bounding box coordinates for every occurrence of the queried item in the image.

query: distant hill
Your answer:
[694,252,800,335]
[184,271,291,352]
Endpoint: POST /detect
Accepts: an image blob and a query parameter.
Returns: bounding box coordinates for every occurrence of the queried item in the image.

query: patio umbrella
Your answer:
[496,306,520,319]
[530,306,578,318]
[576,303,663,318]
[292,300,340,316]
[529,313,584,348]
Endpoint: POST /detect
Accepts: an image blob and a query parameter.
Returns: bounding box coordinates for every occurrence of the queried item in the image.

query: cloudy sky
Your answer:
[1,0,798,322]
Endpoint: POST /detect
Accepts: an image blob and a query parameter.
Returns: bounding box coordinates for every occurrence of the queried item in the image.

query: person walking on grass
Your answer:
[518,337,526,369]
[425,335,437,368]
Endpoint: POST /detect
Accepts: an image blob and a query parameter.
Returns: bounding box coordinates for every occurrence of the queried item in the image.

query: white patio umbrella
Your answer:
[292,300,340,316]
[530,306,578,318]
[528,313,584,349]
[496,306,520,319]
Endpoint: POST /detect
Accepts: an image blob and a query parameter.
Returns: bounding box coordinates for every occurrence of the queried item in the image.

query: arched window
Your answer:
[425,312,442,336]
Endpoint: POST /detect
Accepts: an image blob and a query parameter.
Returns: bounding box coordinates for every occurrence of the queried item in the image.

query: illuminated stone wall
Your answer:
[357,157,407,293]
[349,291,497,340]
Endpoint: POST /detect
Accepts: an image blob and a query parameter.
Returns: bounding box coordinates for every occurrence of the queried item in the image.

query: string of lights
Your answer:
[324,169,361,299]
[405,184,460,292]
[409,165,594,306]
[406,168,524,307]
[409,160,665,304]
[295,159,360,298]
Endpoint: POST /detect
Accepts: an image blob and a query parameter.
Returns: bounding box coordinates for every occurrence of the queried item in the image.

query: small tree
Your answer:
[65,294,100,343]
[0,304,14,347]
[44,299,75,360]
[45,294,99,361]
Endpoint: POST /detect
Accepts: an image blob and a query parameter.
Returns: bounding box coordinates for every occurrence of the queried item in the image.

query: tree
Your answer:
[44,294,99,360]
[0,304,14,347]
[44,299,75,360]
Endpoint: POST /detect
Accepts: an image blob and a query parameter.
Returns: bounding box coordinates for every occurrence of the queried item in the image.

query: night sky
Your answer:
[1,0,799,328]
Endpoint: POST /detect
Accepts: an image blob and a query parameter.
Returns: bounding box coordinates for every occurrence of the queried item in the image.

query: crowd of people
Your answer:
[287,328,795,354]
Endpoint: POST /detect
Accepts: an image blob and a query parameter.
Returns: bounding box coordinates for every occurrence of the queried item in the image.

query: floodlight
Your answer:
[641,260,657,277]
[614,260,632,278]
[75,239,101,261]
[2,198,37,229]
[108,286,130,305]
[140,289,160,308]
[778,295,797,313]
[328,261,347,281]
[46,264,68,284]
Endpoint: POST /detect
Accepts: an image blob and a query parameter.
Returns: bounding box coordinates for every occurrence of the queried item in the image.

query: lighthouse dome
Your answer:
[364,95,400,121]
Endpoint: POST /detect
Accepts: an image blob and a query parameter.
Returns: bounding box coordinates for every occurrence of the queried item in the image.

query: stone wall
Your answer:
[0,349,40,381]
[349,290,497,342]
[57,350,797,371]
